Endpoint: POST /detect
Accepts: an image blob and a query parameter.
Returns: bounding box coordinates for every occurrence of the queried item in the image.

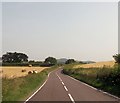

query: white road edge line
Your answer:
[66,73,120,100]
[64,86,68,91]
[68,93,75,103]
[24,70,53,103]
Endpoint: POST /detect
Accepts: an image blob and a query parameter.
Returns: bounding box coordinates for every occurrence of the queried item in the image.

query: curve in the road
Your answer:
[25,68,120,103]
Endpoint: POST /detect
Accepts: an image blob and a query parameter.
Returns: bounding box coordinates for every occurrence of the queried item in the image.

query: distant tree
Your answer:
[29,60,35,63]
[65,59,76,64]
[28,60,43,66]
[44,57,57,65]
[2,52,28,63]
[79,61,85,64]
[113,54,120,64]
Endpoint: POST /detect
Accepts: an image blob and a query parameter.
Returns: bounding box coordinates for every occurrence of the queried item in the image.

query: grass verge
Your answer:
[2,65,58,102]
[63,64,120,98]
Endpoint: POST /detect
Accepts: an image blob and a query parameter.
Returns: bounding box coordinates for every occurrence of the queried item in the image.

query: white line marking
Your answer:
[64,86,68,91]
[66,74,120,100]
[62,82,65,85]
[56,72,76,103]
[68,93,75,103]
[24,70,54,103]
[56,73,62,82]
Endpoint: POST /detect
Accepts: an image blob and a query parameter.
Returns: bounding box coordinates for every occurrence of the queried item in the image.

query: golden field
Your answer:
[0,66,48,78]
[74,61,115,68]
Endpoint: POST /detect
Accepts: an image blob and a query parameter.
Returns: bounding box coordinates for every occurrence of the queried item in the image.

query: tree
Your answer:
[29,60,35,63]
[2,52,28,63]
[65,59,76,64]
[113,54,120,64]
[44,57,57,65]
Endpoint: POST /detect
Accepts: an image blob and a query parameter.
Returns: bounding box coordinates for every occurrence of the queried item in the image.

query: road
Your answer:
[25,68,119,103]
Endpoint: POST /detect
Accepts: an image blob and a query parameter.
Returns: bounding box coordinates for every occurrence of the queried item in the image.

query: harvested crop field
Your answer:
[74,61,115,68]
[0,66,48,78]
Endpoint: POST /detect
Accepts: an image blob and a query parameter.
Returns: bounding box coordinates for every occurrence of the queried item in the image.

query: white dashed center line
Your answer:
[57,75,62,81]
[68,93,75,103]
[56,73,75,103]
[64,86,68,91]
[62,82,65,85]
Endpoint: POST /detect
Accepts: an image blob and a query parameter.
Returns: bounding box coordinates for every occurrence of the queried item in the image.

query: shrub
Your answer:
[113,54,120,64]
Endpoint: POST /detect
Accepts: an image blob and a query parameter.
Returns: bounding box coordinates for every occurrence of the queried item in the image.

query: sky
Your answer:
[2,2,118,61]
[1,0,119,2]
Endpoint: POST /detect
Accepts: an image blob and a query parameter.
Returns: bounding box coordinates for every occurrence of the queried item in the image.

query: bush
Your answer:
[63,65,120,97]
[113,54,120,64]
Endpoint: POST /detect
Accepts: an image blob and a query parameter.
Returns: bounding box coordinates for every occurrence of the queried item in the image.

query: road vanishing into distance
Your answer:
[25,68,120,103]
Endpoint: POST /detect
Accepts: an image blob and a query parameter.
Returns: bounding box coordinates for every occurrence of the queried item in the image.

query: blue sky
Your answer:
[2,2,118,61]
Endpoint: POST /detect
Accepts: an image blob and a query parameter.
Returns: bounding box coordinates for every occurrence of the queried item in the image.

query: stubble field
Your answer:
[74,61,115,68]
[0,66,48,78]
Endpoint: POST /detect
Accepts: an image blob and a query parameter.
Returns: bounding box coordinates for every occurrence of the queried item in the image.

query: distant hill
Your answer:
[57,58,68,64]
[80,61,96,64]
[57,59,95,64]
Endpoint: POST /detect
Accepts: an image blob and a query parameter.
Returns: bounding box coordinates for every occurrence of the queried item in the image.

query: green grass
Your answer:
[2,65,58,102]
[63,64,120,97]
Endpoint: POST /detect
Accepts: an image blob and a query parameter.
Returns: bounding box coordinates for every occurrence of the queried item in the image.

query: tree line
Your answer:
[2,52,120,66]
[2,52,77,66]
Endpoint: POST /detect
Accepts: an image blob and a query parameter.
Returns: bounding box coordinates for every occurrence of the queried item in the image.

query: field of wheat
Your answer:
[74,61,115,68]
[0,66,48,78]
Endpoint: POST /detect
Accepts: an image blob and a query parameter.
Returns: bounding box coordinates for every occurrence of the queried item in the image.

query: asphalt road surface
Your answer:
[26,69,119,103]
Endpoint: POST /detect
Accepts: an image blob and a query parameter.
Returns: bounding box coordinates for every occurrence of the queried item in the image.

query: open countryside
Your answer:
[2,52,120,102]
[74,61,115,68]
[2,2,119,103]
[1,61,115,79]
[1,67,48,78]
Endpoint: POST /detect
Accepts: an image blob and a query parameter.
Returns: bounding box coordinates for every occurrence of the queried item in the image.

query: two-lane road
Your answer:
[25,69,119,103]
